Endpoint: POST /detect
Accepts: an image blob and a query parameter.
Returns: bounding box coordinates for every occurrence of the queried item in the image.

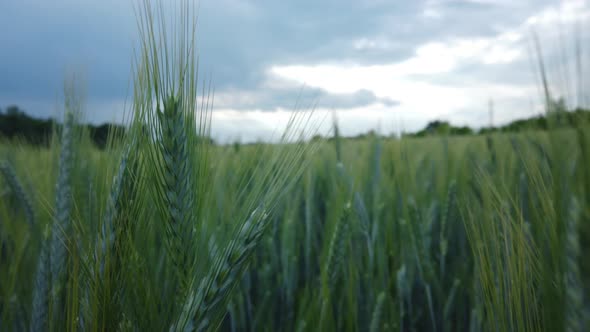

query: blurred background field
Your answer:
[1,109,589,330]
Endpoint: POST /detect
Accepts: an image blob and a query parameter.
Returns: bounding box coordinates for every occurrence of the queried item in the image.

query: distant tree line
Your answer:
[409,120,474,137]
[3,103,590,147]
[0,105,125,149]
[407,106,590,138]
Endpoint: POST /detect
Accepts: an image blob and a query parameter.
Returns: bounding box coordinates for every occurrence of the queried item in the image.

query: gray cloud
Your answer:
[0,0,581,140]
[213,85,399,111]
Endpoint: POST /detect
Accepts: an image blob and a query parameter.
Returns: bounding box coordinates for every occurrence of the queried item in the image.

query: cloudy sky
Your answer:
[1,0,589,142]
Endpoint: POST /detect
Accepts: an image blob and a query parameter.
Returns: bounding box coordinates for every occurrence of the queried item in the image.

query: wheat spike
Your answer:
[50,110,75,281]
[173,208,269,332]
[323,203,351,295]
[0,160,35,226]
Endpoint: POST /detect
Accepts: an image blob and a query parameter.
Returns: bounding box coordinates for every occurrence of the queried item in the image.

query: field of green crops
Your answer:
[1,1,589,331]
[2,115,589,331]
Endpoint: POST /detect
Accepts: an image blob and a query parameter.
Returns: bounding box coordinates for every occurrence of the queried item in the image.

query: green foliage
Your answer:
[410,120,474,137]
[0,105,127,149]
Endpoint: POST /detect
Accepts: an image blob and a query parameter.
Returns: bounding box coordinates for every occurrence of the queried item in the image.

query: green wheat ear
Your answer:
[0,160,35,227]
[322,202,351,297]
[0,159,45,332]
[173,208,270,332]
[77,140,136,330]
[49,105,79,329]
[50,110,75,282]
[133,0,208,300]
[156,95,198,274]
[28,78,82,332]
[96,141,134,276]
[132,2,317,331]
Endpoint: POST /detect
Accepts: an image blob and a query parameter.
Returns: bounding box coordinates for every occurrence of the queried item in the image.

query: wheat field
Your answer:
[1,1,589,331]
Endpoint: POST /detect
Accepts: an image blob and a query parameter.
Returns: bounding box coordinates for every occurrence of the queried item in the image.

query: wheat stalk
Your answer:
[369,292,386,332]
[564,197,583,332]
[29,228,50,332]
[440,181,456,279]
[0,160,35,226]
